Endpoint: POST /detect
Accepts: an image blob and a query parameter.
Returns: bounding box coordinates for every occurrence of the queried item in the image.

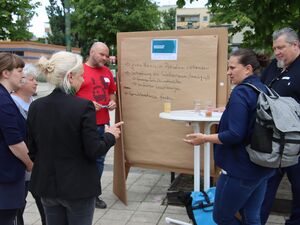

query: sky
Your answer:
[29,0,208,38]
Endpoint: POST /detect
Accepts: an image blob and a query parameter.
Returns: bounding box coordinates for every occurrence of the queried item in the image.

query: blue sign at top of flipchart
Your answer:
[152,39,177,54]
[151,39,178,60]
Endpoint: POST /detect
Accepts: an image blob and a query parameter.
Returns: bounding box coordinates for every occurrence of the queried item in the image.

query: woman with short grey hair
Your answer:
[11,63,46,225]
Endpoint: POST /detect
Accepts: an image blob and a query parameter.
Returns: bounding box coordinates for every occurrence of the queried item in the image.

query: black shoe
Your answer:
[95,197,107,209]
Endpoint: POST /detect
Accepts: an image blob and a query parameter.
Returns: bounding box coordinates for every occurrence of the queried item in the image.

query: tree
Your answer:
[46,0,66,45]
[176,0,300,52]
[160,8,176,30]
[176,0,201,8]
[0,0,40,40]
[71,0,161,56]
[208,0,300,52]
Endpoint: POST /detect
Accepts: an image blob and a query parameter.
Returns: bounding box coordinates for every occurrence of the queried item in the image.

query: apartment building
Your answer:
[176,8,210,30]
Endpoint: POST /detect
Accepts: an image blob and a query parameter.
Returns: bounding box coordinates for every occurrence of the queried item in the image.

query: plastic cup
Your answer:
[194,100,202,113]
[163,100,171,113]
[205,101,213,117]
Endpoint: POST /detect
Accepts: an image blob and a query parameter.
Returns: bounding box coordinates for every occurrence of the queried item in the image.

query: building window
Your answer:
[186,15,199,22]
[203,16,208,21]
[177,16,185,22]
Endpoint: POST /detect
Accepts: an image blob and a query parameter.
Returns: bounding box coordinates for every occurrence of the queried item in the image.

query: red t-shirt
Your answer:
[76,64,116,125]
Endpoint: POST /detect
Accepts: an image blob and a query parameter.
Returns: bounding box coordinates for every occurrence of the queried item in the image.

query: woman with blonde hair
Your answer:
[0,53,33,225]
[27,51,123,225]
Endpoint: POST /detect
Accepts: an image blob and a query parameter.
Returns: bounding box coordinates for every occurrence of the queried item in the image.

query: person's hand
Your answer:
[26,161,33,172]
[107,100,117,111]
[105,121,124,139]
[183,133,206,146]
[213,106,225,112]
[93,101,101,111]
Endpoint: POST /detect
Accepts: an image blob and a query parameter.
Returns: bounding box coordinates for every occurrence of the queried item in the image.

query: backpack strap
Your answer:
[191,190,214,211]
[241,82,281,98]
[239,83,262,146]
[241,82,263,93]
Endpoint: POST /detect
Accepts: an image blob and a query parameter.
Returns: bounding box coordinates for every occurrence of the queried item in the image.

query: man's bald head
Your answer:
[90,42,109,53]
[87,42,110,68]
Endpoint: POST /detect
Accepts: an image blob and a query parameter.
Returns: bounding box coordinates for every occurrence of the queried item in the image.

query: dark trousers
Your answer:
[15,181,29,225]
[0,209,18,225]
[15,181,46,225]
[41,197,95,225]
[261,162,300,225]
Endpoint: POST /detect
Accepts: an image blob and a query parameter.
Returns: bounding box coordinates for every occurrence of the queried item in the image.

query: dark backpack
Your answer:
[243,83,300,168]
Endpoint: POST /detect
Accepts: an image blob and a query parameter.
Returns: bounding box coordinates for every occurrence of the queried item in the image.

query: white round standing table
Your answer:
[159,110,222,192]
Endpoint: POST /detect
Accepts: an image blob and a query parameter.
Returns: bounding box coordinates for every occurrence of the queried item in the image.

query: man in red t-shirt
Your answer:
[76,42,117,209]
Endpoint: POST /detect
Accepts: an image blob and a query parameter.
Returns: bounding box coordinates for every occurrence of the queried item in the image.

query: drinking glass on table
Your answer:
[194,99,202,113]
[205,101,213,117]
[163,99,172,113]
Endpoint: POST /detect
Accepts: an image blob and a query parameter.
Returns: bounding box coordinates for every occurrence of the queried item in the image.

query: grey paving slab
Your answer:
[94,219,127,225]
[165,205,188,215]
[92,208,108,219]
[266,214,287,224]
[150,186,169,195]
[137,202,167,213]
[126,175,143,185]
[144,193,166,203]
[133,174,162,186]
[128,211,162,224]
[100,209,135,223]
[126,222,154,225]
[126,191,148,202]
[128,184,153,193]
[23,212,41,225]
[111,200,141,211]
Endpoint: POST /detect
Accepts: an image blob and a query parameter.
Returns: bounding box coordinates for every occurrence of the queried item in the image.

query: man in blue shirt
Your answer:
[260,27,300,225]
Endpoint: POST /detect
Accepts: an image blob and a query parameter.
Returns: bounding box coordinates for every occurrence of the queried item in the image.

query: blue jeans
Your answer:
[41,197,95,225]
[96,125,106,179]
[261,162,300,225]
[213,173,270,225]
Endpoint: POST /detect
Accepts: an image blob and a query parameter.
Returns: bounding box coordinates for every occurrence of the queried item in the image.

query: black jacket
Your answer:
[27,88,115,199]
[261,55,300,103]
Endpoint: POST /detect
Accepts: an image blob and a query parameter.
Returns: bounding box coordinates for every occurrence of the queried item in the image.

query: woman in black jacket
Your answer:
[27,51,122,225]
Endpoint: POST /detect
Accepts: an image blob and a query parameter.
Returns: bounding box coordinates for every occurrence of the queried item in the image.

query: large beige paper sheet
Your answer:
[114,29,228,204]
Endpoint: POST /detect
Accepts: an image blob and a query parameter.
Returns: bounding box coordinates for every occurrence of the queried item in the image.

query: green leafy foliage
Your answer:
[0,0,40,40]
[177,0,300,52]
[46,0,66,45]
[159,8,176,30]
[71,0,161,56]
[176,0,204,8]
[207,0,300,52]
